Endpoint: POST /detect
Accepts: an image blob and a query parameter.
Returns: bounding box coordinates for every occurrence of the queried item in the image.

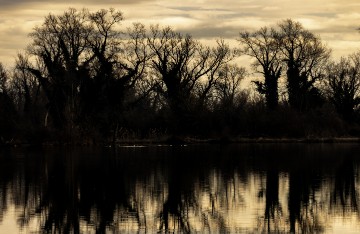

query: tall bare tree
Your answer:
[23,8,149,140]
[239,27,281,110]
[147,25,231,129]
[26,8,93,129]
[276,19,330,110]
[324,53,360,121]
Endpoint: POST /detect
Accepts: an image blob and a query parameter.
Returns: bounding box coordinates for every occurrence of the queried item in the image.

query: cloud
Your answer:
[304,12,338,18]
[1,0,360,67]
[0,0,149,8]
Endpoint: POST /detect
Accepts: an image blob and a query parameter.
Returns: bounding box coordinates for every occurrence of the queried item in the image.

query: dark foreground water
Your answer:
[0,144,360,233]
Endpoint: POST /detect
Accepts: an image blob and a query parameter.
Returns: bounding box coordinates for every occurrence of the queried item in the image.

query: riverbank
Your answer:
[2,135,360,148]
[114,136,360,146]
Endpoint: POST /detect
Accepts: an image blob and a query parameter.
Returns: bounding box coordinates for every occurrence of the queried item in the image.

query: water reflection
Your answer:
[0,144,360,233]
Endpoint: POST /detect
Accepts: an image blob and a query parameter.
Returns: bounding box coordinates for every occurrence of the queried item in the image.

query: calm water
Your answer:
[0,144,359,233]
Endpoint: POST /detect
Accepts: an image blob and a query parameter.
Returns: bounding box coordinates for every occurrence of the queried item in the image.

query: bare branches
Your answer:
[147,25,232,112]
[274,19,330,110]
[239,26,281,75]
[0,62,8,94]
[323,53,360,120]
[238,27,281,109]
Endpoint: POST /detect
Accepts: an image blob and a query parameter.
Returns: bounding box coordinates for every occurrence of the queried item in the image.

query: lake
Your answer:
[0,143,359,233]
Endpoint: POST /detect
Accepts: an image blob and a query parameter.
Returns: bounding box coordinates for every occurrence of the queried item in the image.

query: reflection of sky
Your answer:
[1,171,360,233]
[0,0,360,68]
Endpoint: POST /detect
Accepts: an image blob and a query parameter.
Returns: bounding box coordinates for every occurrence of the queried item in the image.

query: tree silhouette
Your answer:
[23,8,149,141]
[276,19,330,110]
[323,54,360,121]
[26,8,95,130]
[0,63,17,142]
[10,53,46,132]
[239,27,282,110]
[147,25,231,132]
[0,62,7,94]
[1,11,360,141]
[213,64,246,109]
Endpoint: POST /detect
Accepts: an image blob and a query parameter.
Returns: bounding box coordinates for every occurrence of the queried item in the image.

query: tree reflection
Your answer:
[288,171,304,233]
[287,153,326,233]
[331,158,359,214]
[0,149,13,224]
[0,145,359,233]
[158,154,194,233]
[264,169,282,232]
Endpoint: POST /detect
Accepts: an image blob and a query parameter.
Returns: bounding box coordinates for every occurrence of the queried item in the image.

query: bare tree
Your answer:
[147,25,231,129]
[239,27,281,110]
[26,8,94,129]
[23,8,149,141]
[194,40,234,108]
[276,19,330,110]
[84,14,150,141]
[213,64,246,109]
[11,54,42,114]
[323,53,360,121]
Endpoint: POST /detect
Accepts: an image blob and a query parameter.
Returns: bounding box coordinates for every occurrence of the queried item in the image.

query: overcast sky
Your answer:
[1,0,360,67]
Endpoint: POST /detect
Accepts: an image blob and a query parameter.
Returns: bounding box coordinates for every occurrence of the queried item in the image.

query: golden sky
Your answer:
[1,0,360,67]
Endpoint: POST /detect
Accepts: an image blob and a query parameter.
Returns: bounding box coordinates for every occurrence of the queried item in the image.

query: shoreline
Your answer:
[115,136,360,145]
[2,136,360,148]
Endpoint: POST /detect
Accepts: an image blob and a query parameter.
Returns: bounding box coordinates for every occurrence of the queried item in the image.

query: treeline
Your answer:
[0,8,359,145]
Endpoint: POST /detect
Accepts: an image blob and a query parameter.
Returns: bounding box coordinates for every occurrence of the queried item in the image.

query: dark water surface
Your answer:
[0,144,360,233]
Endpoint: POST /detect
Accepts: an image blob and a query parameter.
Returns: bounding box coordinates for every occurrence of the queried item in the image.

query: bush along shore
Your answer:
[1,9,360,146]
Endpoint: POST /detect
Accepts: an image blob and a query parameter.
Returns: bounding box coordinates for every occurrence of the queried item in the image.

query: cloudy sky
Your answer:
[0,0,360,67]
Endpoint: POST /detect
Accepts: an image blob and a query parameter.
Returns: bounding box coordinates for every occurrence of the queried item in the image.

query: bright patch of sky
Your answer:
[0,0,360,68]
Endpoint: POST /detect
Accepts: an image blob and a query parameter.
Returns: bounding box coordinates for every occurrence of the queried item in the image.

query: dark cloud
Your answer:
[312,24,360,35]
[157,13,192,19]
[304,12,338,18]
[213,12,255,19]
[178,24,240,39]
[167,6,233,12]
[167,6,204,11]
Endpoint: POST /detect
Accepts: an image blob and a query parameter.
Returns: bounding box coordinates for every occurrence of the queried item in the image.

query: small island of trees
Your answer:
[0,8,359,145]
